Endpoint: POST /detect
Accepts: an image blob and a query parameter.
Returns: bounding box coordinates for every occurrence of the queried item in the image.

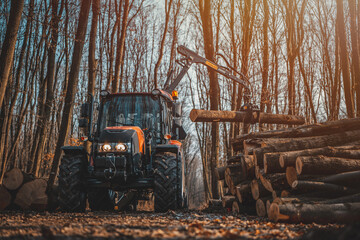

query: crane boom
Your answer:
[164,45,250,94]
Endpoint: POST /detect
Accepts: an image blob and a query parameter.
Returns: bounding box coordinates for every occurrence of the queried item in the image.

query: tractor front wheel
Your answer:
[154,152,183,212]
[58,154,87,212]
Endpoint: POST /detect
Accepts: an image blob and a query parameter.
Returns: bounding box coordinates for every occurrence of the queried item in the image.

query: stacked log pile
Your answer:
[0,168,50,211]
[217,118,360,224]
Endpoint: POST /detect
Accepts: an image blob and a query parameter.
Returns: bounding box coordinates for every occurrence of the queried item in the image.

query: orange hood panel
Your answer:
[105,126,145,153]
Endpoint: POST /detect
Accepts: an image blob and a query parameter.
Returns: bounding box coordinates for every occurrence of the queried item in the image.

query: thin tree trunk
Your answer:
[199,0,220,199]
[0,0,25,109]
[112,0,129,93]
[153,0,173,89]
[336,0,354,117]
[349,0,360,116]
[48,0,91,188]
[32,0,64,177]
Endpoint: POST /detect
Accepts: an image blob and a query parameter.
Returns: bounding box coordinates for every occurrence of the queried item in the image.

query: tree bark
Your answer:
[199,0,220,199]
[280,145,360,168]
[232,117,360,150]
[112,0,130,93]
[296,155,360,175]
[153,0,173,88]
[254,130,360,164]
[264,152,283,174]
[321,170,360,188]
[349,0,360,116]
[269,202,360,223]
[48,0,91,188]
[260,173,287,192]
[190,109,305,125]
[32,0,64,177]
[336,0,354,117]
[0,0,25,109]
[291,180,353,194]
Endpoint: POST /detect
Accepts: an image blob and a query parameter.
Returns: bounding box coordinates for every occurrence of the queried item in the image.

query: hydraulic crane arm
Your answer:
[164,45,250,94]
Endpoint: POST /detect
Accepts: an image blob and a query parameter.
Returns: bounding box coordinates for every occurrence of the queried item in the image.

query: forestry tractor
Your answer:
[57,46,250,212]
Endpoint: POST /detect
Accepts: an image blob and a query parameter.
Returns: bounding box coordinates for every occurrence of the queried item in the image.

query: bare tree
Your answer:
[112,0,130,93]
[349,0,360,116]
[48,0,91,188]
[198,0,220,199]
[154,0,173,88]
[0,0,24,109]
[336,0,354,118]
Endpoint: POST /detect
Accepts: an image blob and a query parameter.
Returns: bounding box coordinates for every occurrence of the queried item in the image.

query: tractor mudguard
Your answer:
[61,146,87,156]
[155,143,181,155]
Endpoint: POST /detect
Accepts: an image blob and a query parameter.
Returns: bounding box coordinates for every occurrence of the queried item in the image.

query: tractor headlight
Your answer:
[100,144,112,152]
[115,143,127,152]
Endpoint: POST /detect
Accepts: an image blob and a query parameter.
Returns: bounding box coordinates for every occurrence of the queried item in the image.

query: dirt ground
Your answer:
[0,211,353,240]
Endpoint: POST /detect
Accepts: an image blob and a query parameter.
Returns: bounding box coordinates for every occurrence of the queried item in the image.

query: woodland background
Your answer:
[0,0,359,207]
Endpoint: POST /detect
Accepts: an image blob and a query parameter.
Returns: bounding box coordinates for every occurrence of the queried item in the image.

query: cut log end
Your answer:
[3,168,24,190]
[256,199,267,217]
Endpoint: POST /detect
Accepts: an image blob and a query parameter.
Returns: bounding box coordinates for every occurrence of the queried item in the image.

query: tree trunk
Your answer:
[14,179,48,210]
[215,166,226,181]
[321,170,360,188]
[254,130,360,164]
[336,0,354,117]
[296,155,360,175]
[264,152,283,173]
[232,117,360,150]
[153,0,173,88]
[280,145,360,168]
[260,0,269,120]
[269,202,360,223]
[199,0,220,199]
[86,0,100,153]
[291,180,353,194]
[32,0,64,177]
[260,173,287,192]
[112,0,130,93]
[190,109,305,125]
[48,0,91,188]
[319,193,360,204]
[0,0,25,108]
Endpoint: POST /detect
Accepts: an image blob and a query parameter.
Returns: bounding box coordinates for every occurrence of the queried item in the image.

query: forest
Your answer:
[0,0,360,206]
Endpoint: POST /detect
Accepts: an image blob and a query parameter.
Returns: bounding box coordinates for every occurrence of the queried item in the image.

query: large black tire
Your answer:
[58,154,87,212]
[154,152,183,212]
[88,189,115,211]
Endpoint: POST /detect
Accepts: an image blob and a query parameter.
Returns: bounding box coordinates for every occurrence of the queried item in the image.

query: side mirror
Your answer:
[172,103,182,117]
[79,118,88,128]
[80,103,90,118]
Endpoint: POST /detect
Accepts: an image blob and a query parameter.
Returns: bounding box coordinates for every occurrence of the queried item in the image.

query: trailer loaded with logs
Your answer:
[210,117,360,224]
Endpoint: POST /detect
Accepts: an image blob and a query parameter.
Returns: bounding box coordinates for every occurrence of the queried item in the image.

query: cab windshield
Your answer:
[99,95,161,133]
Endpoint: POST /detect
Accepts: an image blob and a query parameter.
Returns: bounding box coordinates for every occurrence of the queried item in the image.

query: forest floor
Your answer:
[0,210,356,240]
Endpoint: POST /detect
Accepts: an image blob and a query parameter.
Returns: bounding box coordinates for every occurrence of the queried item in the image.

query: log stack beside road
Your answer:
[0,168,50,211]
[215,117,360,224]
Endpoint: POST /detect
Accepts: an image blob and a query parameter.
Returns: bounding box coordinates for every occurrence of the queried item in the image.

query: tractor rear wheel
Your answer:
[154,152,183,212]
[58,154,87,212]
[88,189,115,211]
